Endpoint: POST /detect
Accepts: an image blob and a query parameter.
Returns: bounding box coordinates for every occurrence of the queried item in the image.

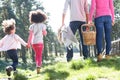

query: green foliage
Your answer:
[70,60,85,70]
[13,73,28,80]
[86,75,96,80]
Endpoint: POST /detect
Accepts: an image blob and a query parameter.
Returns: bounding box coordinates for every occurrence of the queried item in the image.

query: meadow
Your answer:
[0,55,120,80]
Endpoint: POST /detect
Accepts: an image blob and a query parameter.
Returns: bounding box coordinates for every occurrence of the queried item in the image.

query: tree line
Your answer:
[0,0,63,63]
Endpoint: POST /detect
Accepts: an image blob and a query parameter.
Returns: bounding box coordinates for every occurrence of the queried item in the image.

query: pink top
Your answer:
[89,0,115,22]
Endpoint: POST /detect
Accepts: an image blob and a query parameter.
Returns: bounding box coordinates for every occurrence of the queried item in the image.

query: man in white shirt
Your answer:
[61,0,89,62]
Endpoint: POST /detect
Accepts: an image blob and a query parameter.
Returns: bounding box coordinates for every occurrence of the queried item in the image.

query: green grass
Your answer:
[0,56,120,80]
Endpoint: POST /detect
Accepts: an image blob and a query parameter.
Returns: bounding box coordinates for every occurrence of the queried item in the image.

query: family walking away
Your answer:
[0,19,28,76]
[27,9,47,74]
[61,0,89,62]
[89,0,115,62]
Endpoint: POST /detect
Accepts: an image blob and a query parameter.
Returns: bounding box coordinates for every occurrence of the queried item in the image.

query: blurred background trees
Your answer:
[0,0,63,63]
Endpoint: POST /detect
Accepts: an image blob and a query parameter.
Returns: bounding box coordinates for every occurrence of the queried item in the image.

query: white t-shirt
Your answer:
[63,0,89,22]
[29,23,46,44]
[0,34,27,51]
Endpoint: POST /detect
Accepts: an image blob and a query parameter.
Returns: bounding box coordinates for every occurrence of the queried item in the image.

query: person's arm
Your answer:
[89,0,96,24]
[61,0,69,28]
[42,24,47,36]
[27,30,33,46]
[16,35,27,47]
[62,13,66,27]
[84,0,89,23]
[86,14,89,24]
[109,0,115,26]
[43,30,47,36]
[0,38,4,47]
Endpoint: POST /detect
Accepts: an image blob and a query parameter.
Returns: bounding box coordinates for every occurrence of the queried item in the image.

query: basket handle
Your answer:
[81,24,96,33]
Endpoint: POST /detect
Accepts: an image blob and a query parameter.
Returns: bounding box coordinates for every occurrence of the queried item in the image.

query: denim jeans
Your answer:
[7,49,18,71]
[95,15,112,55]
[66,21,89,61]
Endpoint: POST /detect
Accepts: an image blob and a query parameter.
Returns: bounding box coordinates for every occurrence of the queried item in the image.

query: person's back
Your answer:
[63,0,89,22]
[89,0,115,62]
[61,0,89,62]
[89,0,115,21]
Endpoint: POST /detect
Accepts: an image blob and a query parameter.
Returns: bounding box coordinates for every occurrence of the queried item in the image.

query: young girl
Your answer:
[89,0,115,62]
[0,18,28,76]
[27,9,47,74]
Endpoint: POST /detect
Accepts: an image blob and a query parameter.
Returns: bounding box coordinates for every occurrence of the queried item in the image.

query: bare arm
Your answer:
[27,30,33,45]
[62,13,66,27]
[86,14,89,23]
[42,29,47,36]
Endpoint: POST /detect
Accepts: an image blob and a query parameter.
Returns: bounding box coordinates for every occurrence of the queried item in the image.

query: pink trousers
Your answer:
[32,43,44,67]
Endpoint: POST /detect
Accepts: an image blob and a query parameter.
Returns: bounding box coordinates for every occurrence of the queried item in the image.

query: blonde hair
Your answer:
[2,18,16,34]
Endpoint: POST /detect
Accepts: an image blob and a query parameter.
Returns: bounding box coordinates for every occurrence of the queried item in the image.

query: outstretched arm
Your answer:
[27,30,33,46]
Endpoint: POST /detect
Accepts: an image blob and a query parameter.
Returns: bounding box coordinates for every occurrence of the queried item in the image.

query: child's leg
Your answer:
[6,49,18,76]
[32,43,44,67]
[7,49,18,71]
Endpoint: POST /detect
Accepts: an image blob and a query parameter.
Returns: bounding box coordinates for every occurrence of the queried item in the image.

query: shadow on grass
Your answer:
[18,62,36,71]
[85,57,120,70]
[42,56,58,67]
[0,60,8,72]
[42,68,69,80]
[0,55,58,73]
[17,56,58,71]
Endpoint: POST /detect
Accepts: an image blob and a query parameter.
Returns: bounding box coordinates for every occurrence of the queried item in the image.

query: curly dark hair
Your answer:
[29,10,47,23]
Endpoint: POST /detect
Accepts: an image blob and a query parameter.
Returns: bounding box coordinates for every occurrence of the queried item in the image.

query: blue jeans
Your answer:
[7,49,18,71]
[66,21,89,61]
[95,15,112,55]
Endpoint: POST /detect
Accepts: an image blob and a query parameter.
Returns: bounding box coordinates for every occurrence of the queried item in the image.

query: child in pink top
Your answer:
[27,10,47,74]
[0,19,28,76]
[89,0,115,62]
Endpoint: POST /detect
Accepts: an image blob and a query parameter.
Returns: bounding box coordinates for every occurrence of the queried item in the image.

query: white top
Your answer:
[29,23,46,44]
[63,0,89,22]
[0,34,27,51]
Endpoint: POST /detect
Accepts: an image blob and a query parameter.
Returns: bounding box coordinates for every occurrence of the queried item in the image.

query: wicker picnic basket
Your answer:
[81,24,96,45]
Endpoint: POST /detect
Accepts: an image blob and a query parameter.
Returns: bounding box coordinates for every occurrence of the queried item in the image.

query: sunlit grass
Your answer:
[0,57,120,80]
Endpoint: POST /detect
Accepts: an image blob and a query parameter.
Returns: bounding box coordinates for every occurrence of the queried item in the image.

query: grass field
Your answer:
[0,55,120,80]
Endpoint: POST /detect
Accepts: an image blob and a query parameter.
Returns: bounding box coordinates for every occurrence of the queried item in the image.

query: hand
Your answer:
[88,21,93,25]
[112,21,115,26]
[58,24,64,33]
[26,44,30,48]
[60,24,64,30]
